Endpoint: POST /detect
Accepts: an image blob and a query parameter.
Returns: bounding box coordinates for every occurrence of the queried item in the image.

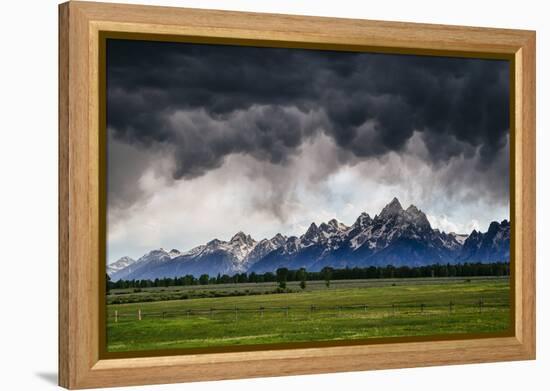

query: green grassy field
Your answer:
[106,277,511,352]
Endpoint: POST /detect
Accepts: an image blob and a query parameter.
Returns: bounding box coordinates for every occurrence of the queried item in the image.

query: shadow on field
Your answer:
[35,371,57,385]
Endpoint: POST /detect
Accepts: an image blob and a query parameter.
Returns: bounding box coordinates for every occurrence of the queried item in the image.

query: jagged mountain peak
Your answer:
[167,248,182,258]
[107,256,136,276]
[318,222,330,230]
[271,233,287,242]
[486,220,510,237]
[405,204,420,214]
[303,222,319,237]
[307,222,318,231]
[404,204,431,228]
[487,220,509,236]
[145,247,182,260]
[230,231,255,245]
[207,238,222,246]
[354,212,372,228]
[231,231,246,239]
[378,197,404,218]
[115,255,134,263]
[198,232,258,264]
[318,218,349,235]
[487,221,501,233]
[327,218,348,231]
[149,248,171,256]
[457,220,510,263]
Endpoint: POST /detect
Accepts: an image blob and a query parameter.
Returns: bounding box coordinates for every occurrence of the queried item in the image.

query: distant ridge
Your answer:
[109,198,510,280]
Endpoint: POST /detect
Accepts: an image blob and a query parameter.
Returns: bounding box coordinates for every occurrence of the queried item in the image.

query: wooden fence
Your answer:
[111,299,509,322]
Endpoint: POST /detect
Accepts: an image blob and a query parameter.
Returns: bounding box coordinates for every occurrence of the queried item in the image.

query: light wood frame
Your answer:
[59,1,536,389]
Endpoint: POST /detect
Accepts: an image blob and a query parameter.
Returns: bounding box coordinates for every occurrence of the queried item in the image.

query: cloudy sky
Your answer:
[106,39,510,264]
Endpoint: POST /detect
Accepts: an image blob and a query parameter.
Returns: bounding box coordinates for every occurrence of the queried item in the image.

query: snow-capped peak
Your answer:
[107,256,136,275]
[306,222,318,234]
[243,233,288,267]
[152,247,182,259]
[353,212,372,228]
[318,218,349,237]
[327,218,349,231]
[151,248,171,256]
[181,244,206,257]
[228,231,257,261]
[230,231,255,246]
[206,238,223,247]
[270,233,287,247]
[302,223,321,243]
[197,231,258,262]
[168,248,181,258]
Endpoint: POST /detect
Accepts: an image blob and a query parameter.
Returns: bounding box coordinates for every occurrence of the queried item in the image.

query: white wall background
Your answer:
[0,0,546,389]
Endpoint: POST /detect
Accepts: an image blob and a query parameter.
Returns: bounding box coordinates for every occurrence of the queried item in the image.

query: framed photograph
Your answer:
[59,1,536,389]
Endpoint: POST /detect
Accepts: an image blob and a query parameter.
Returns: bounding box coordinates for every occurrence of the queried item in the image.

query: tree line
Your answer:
[107,261,510,291]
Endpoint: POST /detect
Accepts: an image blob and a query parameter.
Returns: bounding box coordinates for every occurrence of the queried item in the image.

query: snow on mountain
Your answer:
[181,244,206,257]
[449,233,468,245]
[457,220,510,263]
[198,232,257,262]
[245,233,288,267]
[300,223,322,247]
[167,249,182,258]
[336,198,466,268]
[348,199,434,252]
[354,212,373,229]
[228,231,257,261]
[110,248,176,280]
[110,198,510,280]
[348,213,374,249]
[107,256,135,276]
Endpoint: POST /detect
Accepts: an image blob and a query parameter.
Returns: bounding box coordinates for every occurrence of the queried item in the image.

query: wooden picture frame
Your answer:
[58,1,536,389]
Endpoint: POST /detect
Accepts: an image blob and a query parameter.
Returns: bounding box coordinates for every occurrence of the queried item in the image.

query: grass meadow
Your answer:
[106,276,510,352]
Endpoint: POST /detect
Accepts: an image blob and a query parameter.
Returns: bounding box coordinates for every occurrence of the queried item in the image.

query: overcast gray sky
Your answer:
[106,39,510,264]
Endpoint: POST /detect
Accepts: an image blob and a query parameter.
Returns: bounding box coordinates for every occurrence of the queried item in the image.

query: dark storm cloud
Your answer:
[107,39,509,206]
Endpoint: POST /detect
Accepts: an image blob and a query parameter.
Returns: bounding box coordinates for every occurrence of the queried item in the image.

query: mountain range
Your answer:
[108,197,510,281]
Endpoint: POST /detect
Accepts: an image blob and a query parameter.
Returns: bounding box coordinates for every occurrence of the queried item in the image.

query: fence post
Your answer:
[285,306,289,318]
[209,308,213,318]
[138,309,142,321]
[162,311,165,320]
[186,309,190,318]
[420,303,424,313]
[114,310,118,323]
[364,305,368,313]
[260,306,264,318]
[392,304,396,315]
[234,306,238,321]
[449,301,453,313]
[478,298,483,313]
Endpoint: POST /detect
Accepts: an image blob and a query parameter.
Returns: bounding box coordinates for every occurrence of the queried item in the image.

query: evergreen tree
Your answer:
[106,274,111,294]
[199,274,210,285]
[276,267,289,289]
